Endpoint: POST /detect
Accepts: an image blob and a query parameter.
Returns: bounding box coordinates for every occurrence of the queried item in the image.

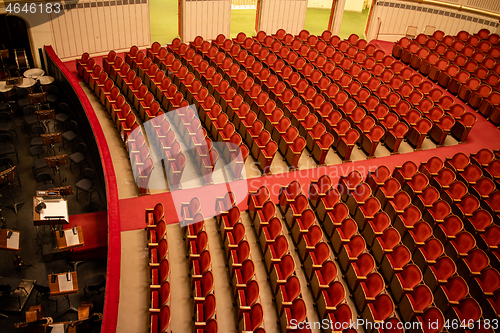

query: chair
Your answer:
[393,161,418,186]
[75,168,100,204]
[69,142,87,174]
[62,120,78,149]
[278,181,302,214]
[0,133,18,163]
[445,298,482,328]
[275,276,301,317]
[325,303,353,328]
[390,264,422,302]
[400,284,433,322]
[363,211,391,246]
[346,252,376,291]
[247,185,270,220]
[309,175,333,208]
[280,298,307,332]
[315,187,341,223]
[337,129,359,161]
[411,307,445,333]
[83,275,106,299]
[456,248,490,281]
[468,267,500,302]
[231,259,255,296]
[194,295,216,330]
[380,244,411,282]
[413,238,444,272]
[362,294,395,327]
[338,235,366,272]
[316,280,345,319]
[239,303,264,333]
[34,282,59,312]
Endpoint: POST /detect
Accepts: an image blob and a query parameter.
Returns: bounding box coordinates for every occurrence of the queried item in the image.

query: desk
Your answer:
[48,272,79,315]
[48,272,78,296]
[0,229,20,252]
[54,227,84,251]
[33,197,69,225]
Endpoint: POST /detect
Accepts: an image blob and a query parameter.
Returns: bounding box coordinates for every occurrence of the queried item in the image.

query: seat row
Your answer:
[181,199,219,332]
[76,54,157,194]
[145,203,172,333]
[209,192,269,333]
[393,28,500,127]
[301,148,500,332]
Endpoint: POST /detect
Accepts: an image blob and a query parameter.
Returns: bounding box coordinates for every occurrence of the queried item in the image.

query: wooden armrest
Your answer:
[194,296,205,302]
[239,305,251,311]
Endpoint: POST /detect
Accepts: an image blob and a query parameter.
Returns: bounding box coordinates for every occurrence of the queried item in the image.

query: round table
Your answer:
[24,68,45,79]
[15,78,36,88]
[39,76,55,86]
[0,81,14,93]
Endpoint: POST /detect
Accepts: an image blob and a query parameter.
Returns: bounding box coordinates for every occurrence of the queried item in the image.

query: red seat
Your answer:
[310,260,338,302]
[423,255,456,293]
[453,195,480,220]
[371,224,400,262]
[414,186,440,212]
[276,276,301,317]
[403,173,430,198]
[365,165,391,193]
[304,242,332,280]
[338,235,366,272]
[375,178,401,209]
[317,280,345,319]
[469,267,500,302]
[457,248,490,281]
[337,129,359,161]
[361,125,384,158]
[248,186,270,220]
[229,241,251,277]
[323,202,350,239]
[433,214,463,246]
[412,306,445,333]
[353,197,381,231]
[362,293,395,325]
[363,211,391,247]
[325,303,353,328]
[269,254,295,294]
[280,298,307,332]
[413,238,444,271]
[236,280,260,319]
[445,298,482,327]
[238,303,263,333]
[385,191,411,222]
[400,284,433,322]
[353,271,384,312]
[393,203,421,236]
[402,221,433,254]
[390,263,422,302]
[192,271,214,304]
[346,252,376,291]
[476,224,500,256]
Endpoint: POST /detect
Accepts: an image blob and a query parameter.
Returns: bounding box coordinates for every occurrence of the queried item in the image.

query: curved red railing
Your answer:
[44,45,120,333]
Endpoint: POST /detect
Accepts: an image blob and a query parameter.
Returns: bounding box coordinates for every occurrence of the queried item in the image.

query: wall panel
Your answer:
[367,1,499,41]
[258,0,307,35]
[43,0,151,60]
[180,0,230,42]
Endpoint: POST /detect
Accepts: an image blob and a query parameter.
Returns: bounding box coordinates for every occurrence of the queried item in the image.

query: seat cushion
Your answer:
[76,179,93,191]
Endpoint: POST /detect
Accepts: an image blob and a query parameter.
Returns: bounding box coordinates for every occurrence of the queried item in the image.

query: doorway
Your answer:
[149,0,179,45]
[230,0,257,38]
[0,15,34,77]
[338,0,371,39]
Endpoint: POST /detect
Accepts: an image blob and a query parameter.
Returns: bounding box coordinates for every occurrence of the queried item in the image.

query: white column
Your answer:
[330,0,346,36]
